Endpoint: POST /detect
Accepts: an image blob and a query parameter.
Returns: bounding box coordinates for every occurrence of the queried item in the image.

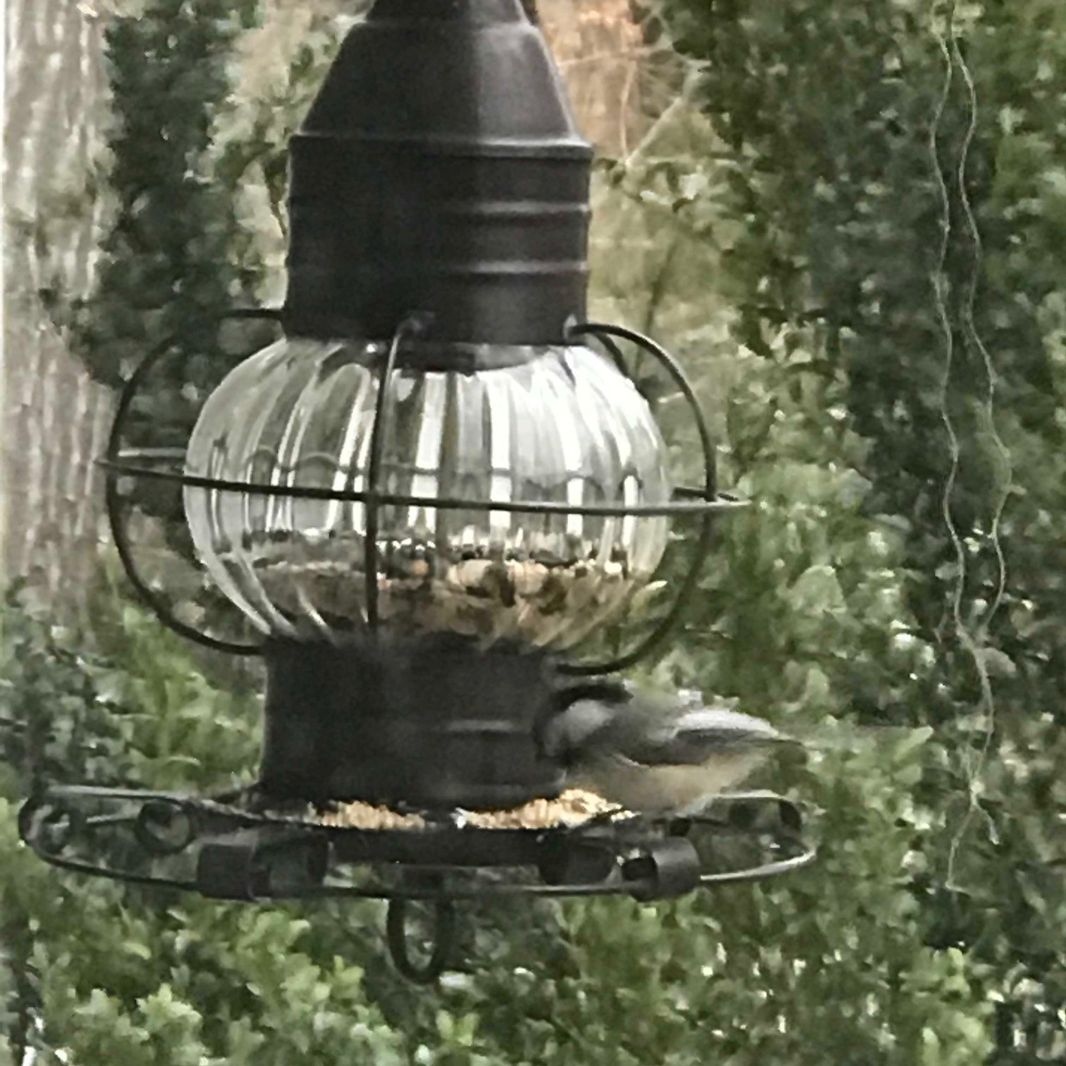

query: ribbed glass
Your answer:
[184,337,671,649]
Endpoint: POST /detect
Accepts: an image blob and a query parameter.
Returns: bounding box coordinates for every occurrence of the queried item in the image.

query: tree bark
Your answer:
[2,0,113,611]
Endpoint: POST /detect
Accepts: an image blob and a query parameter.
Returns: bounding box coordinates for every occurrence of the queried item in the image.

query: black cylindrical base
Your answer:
[260,633,563,809]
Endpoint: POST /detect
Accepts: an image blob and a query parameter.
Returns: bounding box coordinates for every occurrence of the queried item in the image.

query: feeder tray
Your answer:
[20,784,815,982]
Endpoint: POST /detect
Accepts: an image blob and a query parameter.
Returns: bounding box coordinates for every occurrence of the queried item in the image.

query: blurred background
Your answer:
[3,1,1066,1063]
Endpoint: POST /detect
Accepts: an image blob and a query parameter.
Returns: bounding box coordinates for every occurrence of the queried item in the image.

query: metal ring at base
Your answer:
[386,896,456,984]
[20,786,817,901]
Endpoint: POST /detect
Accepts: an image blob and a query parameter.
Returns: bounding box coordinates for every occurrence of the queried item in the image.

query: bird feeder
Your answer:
[20,0,813,983]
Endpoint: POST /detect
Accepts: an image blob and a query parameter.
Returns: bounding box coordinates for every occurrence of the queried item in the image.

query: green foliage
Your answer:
[650,0,1066,1059]
[66,0,269,551]
[4,0,1066,1063]
[0,602,986,1064]
[0,584,259,797]
[77,0,259,385]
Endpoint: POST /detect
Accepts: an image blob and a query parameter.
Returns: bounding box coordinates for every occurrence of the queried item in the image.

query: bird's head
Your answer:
[537,679,630,761]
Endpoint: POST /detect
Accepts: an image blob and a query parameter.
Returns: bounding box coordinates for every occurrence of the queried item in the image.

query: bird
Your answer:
[539,681,797,816]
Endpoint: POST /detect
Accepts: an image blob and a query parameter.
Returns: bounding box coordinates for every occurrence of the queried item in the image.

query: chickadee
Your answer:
[540,682,796,816]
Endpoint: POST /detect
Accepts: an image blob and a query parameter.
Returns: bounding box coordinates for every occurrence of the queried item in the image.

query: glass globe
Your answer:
[184,337,671,650]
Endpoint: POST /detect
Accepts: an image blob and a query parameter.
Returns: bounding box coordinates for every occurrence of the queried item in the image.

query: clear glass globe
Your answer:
[184,336,671,649]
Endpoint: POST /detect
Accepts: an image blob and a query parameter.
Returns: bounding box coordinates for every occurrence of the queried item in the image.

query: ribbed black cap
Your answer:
[283,0,593,347]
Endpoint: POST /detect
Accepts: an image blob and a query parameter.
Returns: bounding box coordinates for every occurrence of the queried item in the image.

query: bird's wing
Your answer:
[622,707,789,766]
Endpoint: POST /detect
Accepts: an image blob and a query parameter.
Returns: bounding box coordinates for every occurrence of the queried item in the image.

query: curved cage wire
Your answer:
[102,309,745,673]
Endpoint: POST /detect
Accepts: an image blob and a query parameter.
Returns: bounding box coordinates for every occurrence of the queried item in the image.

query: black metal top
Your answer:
[283,0,594,350]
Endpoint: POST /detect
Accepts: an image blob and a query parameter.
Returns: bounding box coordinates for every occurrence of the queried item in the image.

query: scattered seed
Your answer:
[310,789,626,832]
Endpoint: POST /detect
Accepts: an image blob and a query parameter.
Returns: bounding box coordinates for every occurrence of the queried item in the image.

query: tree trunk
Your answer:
[2,0,113,612]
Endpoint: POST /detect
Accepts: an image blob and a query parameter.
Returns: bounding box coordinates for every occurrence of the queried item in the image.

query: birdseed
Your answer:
[248,546,638,648]
[312,789,624,832]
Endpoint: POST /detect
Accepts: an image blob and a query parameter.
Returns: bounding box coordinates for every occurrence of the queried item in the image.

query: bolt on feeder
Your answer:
[20,0,814,982]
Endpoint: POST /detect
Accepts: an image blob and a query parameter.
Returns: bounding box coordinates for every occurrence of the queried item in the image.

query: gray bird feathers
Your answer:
[541,681,792,763]
[541,681,797,815]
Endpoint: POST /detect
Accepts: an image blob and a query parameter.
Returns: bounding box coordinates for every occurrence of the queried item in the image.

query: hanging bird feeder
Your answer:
[20,0,813,983]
